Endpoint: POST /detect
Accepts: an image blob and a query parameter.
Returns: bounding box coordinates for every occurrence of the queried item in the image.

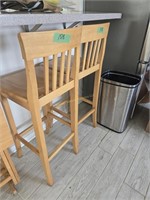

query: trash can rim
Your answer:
[101,70,141,88]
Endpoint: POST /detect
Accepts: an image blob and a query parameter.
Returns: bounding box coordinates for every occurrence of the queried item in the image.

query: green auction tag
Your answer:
[53,33,71,43]
[97,27,104,33]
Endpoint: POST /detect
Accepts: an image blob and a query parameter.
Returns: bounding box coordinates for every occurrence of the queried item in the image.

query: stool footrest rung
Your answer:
[54,100,69,108]
[78,108,95,124]
[79,97,93,105]
[48,132,74,161]
[16,135,39,156]
[52,106,70,119]
[49,112,71,127]
[0,176,11,188]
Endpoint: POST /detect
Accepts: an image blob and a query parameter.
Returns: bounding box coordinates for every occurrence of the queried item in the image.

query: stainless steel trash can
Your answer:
[97,71,141,133]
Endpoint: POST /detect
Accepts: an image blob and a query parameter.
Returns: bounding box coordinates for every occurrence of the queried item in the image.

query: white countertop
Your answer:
[0,12,122,26]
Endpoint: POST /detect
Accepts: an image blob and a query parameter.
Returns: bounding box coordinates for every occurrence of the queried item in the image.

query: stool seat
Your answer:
[0,66,71,109]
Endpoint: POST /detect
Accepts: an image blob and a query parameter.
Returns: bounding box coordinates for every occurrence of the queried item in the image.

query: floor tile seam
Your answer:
[123,134,148,196]
[85,146,132,200]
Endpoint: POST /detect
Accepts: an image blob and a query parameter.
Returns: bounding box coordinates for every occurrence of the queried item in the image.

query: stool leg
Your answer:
[92,70,101,128]
[43,102,53,134]
[4,150,20,184]
[1,151,18,185]
[70,87,79,154]
[0,151,18,194]
[1,96,22,158]
[30,105,54,186]
[8,181,17,195]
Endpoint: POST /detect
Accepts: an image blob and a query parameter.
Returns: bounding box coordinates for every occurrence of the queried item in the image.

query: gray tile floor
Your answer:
[0,104,149,200]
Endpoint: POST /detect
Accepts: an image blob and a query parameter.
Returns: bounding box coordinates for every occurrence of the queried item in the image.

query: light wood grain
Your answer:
[4,150,20,184]
[51,23,110,130]
[94,39,101,65]
[0,108,13,152]
[82,43,88,71]
[52,54,58,91]
[65,50,71,83]
[48,132,74,161]
[0,107,20,192]
[78,23,110,127]
[1,27,82,185]
[1,97,22,157]
[18,27,82,60]
[86,41,94,69]
[59,52,65,87]
[44,57,49,94]
[90,40,98,67]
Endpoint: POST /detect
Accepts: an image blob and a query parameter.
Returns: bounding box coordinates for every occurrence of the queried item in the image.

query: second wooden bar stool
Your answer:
[52,23,110,127]
[0,27,82,185]
[78,23,110,127]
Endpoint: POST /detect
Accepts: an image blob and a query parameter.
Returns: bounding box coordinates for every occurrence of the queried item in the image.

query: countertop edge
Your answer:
[0,13,122,26]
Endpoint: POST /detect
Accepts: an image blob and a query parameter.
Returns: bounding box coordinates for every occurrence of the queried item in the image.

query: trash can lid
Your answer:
[101,71,141,88]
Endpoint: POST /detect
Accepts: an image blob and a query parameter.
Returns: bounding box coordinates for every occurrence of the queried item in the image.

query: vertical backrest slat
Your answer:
[26,60,39,100]
[52,54,58,91]
[65,50,71,83]
[86,41,93,69]
[97,39,106,66]
[0,108,14,152]
[94,39,101,65]
[80,23,110,75]
[71,47,80,80]
[44,57,49,94]
[82,42,88,71]
[18,26,82,103]
[90,40,98,67]
[59,52,65,87]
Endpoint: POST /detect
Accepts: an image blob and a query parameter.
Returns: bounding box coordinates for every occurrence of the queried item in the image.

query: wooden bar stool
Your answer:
[0,27,81,185]
[51,23,110,127]
[0,107,20,194]
[78,23,110,127]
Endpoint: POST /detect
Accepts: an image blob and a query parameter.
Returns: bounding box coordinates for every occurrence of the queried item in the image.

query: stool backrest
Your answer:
[18,27,82,106]
[0,107,13,152]
[79,23,110,78]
